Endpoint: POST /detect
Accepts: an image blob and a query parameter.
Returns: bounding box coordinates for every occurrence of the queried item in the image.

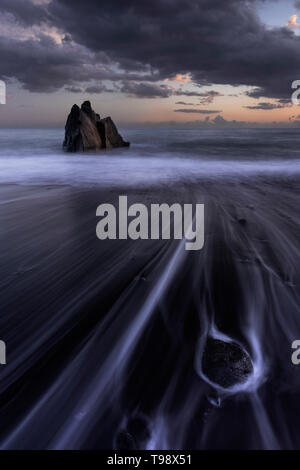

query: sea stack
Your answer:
[63,100,130,152]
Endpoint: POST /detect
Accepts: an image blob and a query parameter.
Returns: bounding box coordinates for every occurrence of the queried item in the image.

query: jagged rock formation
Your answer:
[63,101,130,152]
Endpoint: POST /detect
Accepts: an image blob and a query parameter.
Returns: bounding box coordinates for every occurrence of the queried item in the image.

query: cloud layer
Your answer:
[0,0,299,102]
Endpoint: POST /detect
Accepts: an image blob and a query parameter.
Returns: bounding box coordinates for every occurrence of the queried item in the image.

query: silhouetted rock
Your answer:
[81,100,97,123]
[79,109,102,150]
[202,337,253,388]
[63,101,130,152]
[63,104,83,152]
[95,114,106,149]
[101,117,130,149]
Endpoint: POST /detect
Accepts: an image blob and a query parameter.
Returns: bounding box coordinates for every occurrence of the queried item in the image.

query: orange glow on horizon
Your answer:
[165,74,191,83]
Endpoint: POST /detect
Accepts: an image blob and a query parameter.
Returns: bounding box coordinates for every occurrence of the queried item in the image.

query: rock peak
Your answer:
[63,101,130,152]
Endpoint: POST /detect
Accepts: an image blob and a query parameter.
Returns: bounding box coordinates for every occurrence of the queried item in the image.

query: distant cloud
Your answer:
[287,14,299,29]
[123,116,300,129]
[198,91,223,105]
[245,88,265,99]
[174,109,221,114]
[175,101,195,105]
[244,101,287,110]
[174,90,221,101]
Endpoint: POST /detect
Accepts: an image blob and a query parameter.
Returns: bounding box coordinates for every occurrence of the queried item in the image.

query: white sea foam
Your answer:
[0,128,300,187]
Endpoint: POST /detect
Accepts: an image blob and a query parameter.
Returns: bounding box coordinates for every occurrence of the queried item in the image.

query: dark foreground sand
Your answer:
[0,178,299,449]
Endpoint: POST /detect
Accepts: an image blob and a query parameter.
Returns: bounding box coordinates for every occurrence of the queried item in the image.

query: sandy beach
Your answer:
[0,172,299,449]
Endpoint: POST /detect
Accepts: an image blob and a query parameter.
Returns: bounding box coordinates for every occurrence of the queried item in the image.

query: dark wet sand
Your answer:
[0,178,299,449]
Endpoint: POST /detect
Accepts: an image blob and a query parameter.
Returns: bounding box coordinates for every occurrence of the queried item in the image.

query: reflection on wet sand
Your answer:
[0,174,299,449]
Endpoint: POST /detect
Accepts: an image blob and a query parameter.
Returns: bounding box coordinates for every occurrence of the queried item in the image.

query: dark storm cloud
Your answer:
[0,34,98,92]
[1,0,300,100]
[65,84,114,93]
[45,0,300,100]
[174,109,221,114]
[0,0,49,26]
[0,34,156,92]
[85,85,114,93]
[65,86,83,93]
[120,81,172,98]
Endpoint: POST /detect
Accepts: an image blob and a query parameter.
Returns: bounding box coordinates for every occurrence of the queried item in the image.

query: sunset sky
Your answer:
[1,0,300,127]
